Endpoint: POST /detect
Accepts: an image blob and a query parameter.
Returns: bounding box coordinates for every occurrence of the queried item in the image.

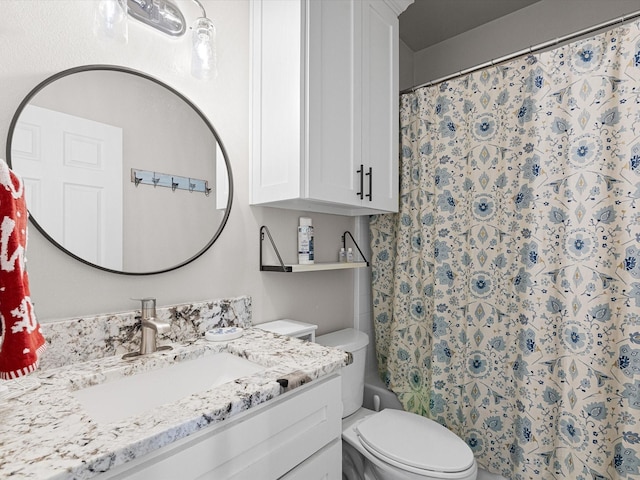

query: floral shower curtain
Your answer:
[370,19,640,480]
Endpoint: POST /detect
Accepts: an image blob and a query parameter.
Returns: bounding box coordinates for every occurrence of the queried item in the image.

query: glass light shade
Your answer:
[94,0,128,43]
[191,17,217,80]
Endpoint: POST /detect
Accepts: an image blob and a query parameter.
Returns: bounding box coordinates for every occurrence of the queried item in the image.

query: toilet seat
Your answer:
[354,409,475,477]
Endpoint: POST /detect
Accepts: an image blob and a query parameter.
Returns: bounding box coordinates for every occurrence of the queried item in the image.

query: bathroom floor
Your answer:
[478,468,508,480]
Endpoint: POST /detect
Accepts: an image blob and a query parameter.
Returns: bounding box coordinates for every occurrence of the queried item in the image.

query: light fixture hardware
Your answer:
[126,0,186,36]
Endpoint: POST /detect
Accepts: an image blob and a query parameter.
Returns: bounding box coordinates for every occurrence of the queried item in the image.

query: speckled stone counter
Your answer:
[39,296,253,370]
[0,312,349,479]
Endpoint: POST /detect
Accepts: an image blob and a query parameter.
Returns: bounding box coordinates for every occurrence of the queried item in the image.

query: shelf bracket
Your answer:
[342,231,370,266]
[260,226,290,272]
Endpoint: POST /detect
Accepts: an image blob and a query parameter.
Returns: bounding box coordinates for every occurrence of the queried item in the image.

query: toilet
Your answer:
[316,328,478,480]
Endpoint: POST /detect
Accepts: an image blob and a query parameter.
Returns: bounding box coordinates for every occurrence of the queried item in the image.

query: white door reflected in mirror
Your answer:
[13,105,124,270]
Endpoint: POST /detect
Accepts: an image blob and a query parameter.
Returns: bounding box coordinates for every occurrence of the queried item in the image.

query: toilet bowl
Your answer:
[316,329,477,480]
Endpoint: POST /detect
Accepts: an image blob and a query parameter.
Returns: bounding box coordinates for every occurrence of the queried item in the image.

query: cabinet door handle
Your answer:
[365,167,372,201]
[356,164,364,200]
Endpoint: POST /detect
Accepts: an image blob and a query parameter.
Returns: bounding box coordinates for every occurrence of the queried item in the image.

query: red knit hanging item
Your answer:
[0,159,46,379]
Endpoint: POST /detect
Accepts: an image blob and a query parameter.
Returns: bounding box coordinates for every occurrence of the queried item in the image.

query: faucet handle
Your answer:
[153,321,171,336]
[140,298,156,318]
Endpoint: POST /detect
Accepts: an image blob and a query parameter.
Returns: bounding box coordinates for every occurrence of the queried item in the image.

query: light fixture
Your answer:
[95,0,217,80]
[94,0,128,43]
[127,0,216,80]
[191,16,217,79]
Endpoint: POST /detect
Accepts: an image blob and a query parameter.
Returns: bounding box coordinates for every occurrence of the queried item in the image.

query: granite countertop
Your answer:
[0,328,349,480]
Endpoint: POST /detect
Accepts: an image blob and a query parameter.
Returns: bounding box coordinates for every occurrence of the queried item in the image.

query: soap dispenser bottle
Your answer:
[339,247,347,263]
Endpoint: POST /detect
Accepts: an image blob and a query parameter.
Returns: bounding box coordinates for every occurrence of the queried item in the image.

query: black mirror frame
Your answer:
[6,64,233,276]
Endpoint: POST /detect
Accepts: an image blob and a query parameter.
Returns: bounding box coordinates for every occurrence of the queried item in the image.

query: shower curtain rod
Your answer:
[401,9,640,94]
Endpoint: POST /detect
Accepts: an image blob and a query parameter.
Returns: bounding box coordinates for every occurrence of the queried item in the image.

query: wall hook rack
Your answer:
[131,168,212,196]
[259,225,369,272]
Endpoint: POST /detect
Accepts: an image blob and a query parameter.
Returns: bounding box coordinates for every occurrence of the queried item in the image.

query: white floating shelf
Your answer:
[259,226,369,273]
[261,262,369,273]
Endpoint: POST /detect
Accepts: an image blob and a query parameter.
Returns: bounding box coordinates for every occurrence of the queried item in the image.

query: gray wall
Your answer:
[402,0,640,90]
[399,39,414,92]
[0,0,356,334]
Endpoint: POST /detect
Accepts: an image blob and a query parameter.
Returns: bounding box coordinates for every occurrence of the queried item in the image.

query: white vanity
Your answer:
[0,315,348,480]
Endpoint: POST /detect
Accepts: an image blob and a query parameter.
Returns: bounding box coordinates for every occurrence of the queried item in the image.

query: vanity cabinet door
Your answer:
[250,0,404,216]
[279,440,342,479]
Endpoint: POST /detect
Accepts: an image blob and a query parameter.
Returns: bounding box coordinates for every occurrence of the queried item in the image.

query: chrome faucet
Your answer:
[123,298,173,359]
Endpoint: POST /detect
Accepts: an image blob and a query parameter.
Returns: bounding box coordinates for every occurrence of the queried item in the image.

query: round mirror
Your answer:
[6,65,232,275]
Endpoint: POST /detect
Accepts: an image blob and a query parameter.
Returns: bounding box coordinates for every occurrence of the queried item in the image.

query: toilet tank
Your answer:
[316,328,369,418]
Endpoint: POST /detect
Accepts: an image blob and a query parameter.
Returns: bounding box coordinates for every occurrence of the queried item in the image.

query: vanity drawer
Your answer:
[100,374,341,480]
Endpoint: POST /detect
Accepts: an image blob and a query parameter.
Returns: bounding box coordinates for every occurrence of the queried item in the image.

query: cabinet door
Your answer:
[279,440,341,479]
[250,0,401,215]
[306,0,360,207]
[360,0,399,213]
[250,0,304,205]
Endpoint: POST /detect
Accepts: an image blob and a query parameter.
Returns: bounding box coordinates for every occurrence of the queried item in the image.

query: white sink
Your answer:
[73,352,265,424]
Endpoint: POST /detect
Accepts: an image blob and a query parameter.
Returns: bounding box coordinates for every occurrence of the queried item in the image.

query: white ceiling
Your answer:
[399,0,542,52]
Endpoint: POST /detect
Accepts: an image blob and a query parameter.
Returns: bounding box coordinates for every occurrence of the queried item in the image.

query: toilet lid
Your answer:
[354,409,475,473]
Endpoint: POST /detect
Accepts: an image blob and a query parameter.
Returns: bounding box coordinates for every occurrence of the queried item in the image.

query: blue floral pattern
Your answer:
[371,21,640,480]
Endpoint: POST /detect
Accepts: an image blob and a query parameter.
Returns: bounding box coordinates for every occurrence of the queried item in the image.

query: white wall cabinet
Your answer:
[98,374,341,480]
[250,0,412,216]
